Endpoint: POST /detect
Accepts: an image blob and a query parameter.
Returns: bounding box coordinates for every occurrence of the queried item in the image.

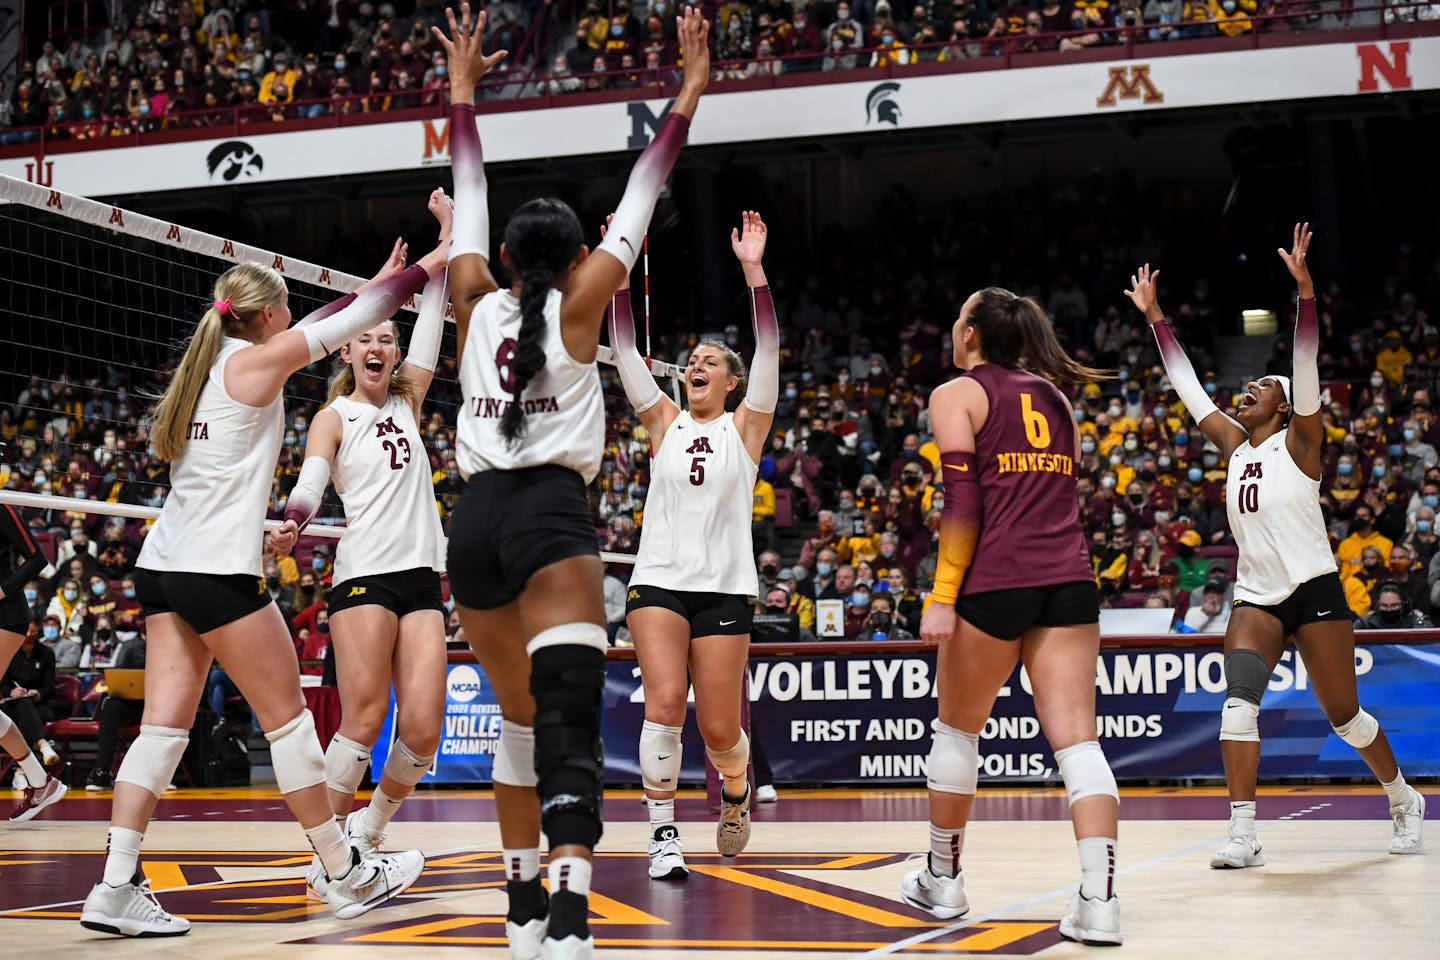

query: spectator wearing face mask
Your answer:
[1375,331,1412,386]
[1379,544,1430,616]
[45,577,88,640]
[1407,508,1439,569]
[857,591,914,641]
[1171,529,1211,592]
[777,569,816,633]
[1399,420,1438,484]
[296,606,331,676]
[84,574,118,625]
[1358,581,1432,629]
[1337,505,1392,579]
[1090,528,1129,599]
[824,3,864,70]
[20,581,47,627]
[870,24,909,66]
[844,578,871,640]
[838,514,882,567]
[803,547,841,600]
[799,510,841,570]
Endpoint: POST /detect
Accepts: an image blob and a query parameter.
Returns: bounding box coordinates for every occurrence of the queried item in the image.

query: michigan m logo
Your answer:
[1096,65,1163,108]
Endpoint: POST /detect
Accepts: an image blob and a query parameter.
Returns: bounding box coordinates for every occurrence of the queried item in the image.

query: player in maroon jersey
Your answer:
[900,287,1123,946]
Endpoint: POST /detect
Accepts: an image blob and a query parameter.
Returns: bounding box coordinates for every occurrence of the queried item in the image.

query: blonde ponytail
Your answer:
[151,262,287,461]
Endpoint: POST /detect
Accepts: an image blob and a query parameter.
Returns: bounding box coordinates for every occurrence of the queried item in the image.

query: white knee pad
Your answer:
[1218,696,1261,743]
[0,710,12,737]
[639,720,683,793]
[526,622,608,656]
[926,720,979,796]
[705,730,750,780]
[324,733,372,795]
[1333,709,1379,749]
[1055,740,1119,804]
[115,725,190,798]
[382,739,435,787]
[265,710,326,795]
[492,719,537,788]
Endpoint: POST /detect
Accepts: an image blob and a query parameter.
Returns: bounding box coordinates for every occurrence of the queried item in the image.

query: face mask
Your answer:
[284,436,297,446]
[1124,439,1138,452]
[882,33,895,43]
[1419,520,1432,534]
[1108,405,1122,418]
[63,588,78,602]
[318,621,330,634]
[312,557,326,570]
[1109,454,1123,466]
[1389,444,1403,458]
[1101,476,1117,490]
[97,628,113,641]
[1371,375,1385,388]
[611,25,624,35]
[1353,516,1372,532]
[138,103,150,115]
[1373,464,1387,478]
[1139,469,1157,482]
[851,591,870,607]
[880,544,897,558]
[336,59,347,70]
[1404,429,1416,442]
[816,562,833,577]
[1338,461,1354,476]
[785,387,798,399]
[123,587,136,599]
[1154,510,1171,523]
[1153,406,1167,418]
[1158,456,1172,469]
[436,440,449,450]
[91,582,106,597]
[43,625,60,641]
[1128,493,1145,506]
[1175,432,1189,446]
[801,371,813,383]
[1222,0,1236,10]
[24,589,37,603]
[1187,468,1203,483]
[1081,440,1096,454]
[1203,454,1218,468]
[1378,606,1404,626]
[1111,511,1126,527]
[1425,495,1439,509]
[1074,409,1085,422]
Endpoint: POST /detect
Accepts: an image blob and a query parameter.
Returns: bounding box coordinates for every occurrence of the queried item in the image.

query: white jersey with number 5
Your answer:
[328,394,446,585]
[455,288,605,484]
[1225,429,1336,606]
[629,411,759,597]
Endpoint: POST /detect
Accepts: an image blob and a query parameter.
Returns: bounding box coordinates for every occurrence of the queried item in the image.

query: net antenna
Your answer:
[0,174,680,563]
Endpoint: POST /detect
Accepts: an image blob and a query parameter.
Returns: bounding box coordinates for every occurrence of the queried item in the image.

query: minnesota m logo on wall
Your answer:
[1096,65,1164,108]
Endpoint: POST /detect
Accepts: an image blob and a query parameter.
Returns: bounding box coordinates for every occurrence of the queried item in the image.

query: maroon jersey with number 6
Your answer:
[960,364,1092,594]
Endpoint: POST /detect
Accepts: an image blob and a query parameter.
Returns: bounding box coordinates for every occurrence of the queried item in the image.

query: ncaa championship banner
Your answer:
[370,662,500,783]
[403,643,1440,785]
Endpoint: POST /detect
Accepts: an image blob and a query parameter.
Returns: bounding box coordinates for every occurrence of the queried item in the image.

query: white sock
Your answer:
[362,784,402,838]
[1229,800,1257,836]
[102,826,144,886]
[306,819,353,878]
[18,752,45,784]
[1077,836,1117,901]
[1381,771,1413,808]
[648,797,676,831]
[502,847,540,882]
[927,823,964,878]
[548,855,592,897]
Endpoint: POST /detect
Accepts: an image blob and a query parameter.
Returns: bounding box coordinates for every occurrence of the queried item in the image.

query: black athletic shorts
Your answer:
[1231,572,1351,636]
[132,567,272,634]
[0,598,31,638]
[957,580,1100,642]
[326,567,445,619]
[625,584,753,638]
[447,464,599,611]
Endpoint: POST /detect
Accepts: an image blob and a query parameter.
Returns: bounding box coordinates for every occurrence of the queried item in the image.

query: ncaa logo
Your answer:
[447,665,484,703]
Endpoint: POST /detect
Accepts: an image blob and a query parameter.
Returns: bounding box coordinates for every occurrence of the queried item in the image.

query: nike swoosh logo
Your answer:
[719,620,737,626]
[1316,610,1331,616]
[658,754,672,760]
[619,237,634,255]
[347,415,361,421]
[944,462,969,472]
[356,755,367,762]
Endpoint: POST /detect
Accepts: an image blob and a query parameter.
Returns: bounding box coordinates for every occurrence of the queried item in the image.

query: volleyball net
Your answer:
[0,174,678,563]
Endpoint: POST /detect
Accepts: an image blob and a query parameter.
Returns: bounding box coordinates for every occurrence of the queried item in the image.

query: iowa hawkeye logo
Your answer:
[1096,65,1163,108]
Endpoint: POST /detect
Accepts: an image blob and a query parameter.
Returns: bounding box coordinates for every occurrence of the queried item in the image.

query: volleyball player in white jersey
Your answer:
[77,230,449,937]
[1130,223,1424,868]
[609,212,778,879]
[432,6,709,957]
[273,191,453,903]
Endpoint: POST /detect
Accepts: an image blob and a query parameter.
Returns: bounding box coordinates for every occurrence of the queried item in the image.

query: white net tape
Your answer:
[0,174,677,563]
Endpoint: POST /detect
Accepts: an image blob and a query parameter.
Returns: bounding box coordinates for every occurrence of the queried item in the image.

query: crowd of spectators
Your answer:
[4,0,1432,143]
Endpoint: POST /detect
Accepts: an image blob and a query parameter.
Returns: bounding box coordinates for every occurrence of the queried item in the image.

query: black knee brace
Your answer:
[530,645,606,850]
[1224,649,1270,706]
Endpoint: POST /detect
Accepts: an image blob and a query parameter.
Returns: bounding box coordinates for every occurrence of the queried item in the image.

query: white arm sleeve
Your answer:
[447,103,490,262]
[301,264,429,362]
[1152,320,1220,425]
[607,289,662,414]
[597,113,689,272]
[743,284,779,415]
[405,270,448,373]
[283,456,331,533]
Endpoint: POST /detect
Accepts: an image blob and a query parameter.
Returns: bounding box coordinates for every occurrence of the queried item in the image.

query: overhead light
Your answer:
[1242,309,1276,335]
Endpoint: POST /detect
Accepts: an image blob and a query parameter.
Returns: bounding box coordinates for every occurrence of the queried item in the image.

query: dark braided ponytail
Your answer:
[499,198,584,444]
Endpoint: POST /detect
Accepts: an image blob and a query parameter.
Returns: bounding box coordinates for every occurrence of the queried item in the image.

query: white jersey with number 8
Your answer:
[1225,429,1336,606]
[629,410,759,597]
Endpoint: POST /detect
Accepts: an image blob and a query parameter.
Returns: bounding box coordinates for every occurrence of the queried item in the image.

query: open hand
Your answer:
[374,236,408,283]
[1278,221,1314,298]
[431,3,508,100]
[730,210,767,266]
[1123,263,1162,322]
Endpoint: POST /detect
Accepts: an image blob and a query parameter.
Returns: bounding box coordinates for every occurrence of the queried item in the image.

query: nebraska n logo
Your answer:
[1096,65,1163,108]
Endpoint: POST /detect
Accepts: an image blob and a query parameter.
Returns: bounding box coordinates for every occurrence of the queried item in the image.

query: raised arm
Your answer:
[431,2,508,356]
[918,377,986,646]
[603,218,680,442]
[1125,263,1248,460]
[1280,222,1323,476]
[398,189,455,408]
[294,237,409,328]
[557,7,710,357]
[731,210,778,462]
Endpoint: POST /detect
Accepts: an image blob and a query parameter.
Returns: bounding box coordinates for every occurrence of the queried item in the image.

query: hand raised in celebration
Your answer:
[1123,263,1163,323]
[1277,221,1315,298]
[730,210,768,266]
[431,2,508,104]
[673,6,711,119]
